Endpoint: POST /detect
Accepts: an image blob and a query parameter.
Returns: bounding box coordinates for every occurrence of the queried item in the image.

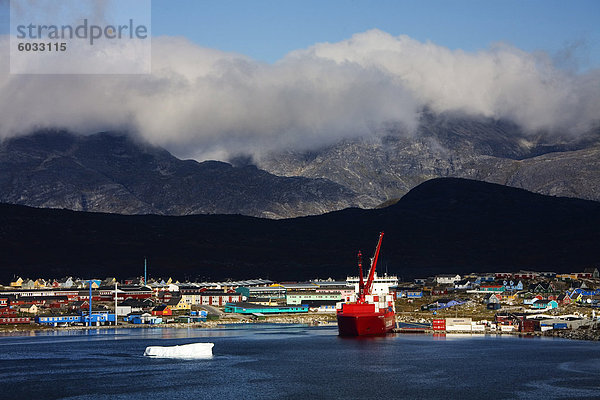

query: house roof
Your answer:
[120,299,151,307]
[166,297,182,305]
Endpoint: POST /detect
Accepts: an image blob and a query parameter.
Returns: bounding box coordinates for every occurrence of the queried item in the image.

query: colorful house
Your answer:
[19,304,39,314]
[479,285,505,293]
[502,280,523,291]
[166,296,190,311]
[557,293,572,305]
[34,279,47,289]
[483,293,502,304]
[181,290,243,307]
[10,277,23,287]
[531,299,558,310]
[529,282,556,293]
[21,279,35,289]
[58,277,74,288]
[406,289,423,298]
[151,305,173,316]
[556,273,579,281]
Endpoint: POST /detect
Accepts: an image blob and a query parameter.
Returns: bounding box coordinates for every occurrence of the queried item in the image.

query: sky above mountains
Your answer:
[150,0,600,70]
[0,1,598,161]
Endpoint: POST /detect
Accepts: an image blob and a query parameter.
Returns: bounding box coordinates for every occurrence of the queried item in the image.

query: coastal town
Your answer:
[1,268,600,340]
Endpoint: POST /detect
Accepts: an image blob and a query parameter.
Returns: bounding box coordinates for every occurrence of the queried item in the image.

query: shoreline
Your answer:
[0,313,336,334]
[1,314,598,341]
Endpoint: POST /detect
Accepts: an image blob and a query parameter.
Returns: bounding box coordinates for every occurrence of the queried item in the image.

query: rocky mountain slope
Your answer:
[0,131,362,218]
[1,113,598,218]
[1,178,598,282]
[258,113,600,207]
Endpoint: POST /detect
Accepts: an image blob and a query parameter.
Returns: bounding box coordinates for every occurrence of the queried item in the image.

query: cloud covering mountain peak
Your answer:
[1,30,598,160]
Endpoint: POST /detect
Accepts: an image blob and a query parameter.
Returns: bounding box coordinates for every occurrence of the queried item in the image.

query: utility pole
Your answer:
[114,281,118,326]
[89,279,92,327]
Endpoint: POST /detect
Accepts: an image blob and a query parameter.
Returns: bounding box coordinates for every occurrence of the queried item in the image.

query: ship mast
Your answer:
[358,251,365,302]
[358,232,384,302]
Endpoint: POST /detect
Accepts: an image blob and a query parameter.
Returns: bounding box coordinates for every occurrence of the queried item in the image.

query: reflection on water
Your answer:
[0,325,599,400]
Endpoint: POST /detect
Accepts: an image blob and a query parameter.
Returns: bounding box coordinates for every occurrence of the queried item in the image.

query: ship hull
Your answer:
[337,311,395,336]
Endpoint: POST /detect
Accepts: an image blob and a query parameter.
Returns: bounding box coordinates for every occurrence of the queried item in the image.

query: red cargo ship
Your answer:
[337,232,396,336]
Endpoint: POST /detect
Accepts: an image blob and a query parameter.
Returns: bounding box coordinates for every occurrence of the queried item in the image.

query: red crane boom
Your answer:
[358,232,384,302]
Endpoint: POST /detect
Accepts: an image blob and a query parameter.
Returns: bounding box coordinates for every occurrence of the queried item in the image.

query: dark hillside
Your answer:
[1,178,598,282]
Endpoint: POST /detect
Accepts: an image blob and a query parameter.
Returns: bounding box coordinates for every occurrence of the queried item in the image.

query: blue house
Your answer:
[531,299,558,309]
[126,313,163,324]
[190,310,208,318]
[407,289,423,299]
[503,280,523,291]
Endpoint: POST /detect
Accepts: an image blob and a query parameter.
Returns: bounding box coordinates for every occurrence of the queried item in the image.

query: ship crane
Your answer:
[357,231,384,303]
[337,231,394,336]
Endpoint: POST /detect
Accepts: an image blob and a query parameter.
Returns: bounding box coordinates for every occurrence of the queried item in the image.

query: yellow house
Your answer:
[557,273,579,280]
[10,277,23,287]
[34,279,47,289]
[168,297,191,311]
[502,293,518,304]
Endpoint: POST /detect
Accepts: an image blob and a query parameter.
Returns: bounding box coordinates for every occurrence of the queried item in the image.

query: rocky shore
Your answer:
[542,325,600,341]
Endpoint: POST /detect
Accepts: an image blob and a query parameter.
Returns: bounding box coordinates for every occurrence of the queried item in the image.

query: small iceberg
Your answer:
[144,342,214,359]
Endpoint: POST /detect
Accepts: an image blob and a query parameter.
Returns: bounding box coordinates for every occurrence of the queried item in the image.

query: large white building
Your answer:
[434,274,462,285]
[347,272,398,297]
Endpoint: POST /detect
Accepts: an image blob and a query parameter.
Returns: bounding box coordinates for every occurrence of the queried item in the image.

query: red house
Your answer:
[151,305,172,316]
[557,293,572,305]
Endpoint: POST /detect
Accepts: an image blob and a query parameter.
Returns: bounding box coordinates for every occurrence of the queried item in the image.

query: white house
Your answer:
[435,274,462,285]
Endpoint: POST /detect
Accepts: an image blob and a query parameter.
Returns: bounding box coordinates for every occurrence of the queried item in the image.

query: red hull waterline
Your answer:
[337,310,395,336]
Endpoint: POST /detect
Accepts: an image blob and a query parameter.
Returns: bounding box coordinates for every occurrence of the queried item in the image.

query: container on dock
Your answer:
[432,319,446,331]
[520,319,540,333]
[445,318,472,332]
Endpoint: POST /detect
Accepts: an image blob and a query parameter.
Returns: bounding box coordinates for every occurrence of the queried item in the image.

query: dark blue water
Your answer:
[1,325,599,399]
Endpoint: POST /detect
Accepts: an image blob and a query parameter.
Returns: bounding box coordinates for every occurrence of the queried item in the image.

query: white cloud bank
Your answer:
[1,30,598,160]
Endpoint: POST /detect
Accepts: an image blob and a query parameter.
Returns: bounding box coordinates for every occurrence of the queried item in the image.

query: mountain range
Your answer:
[257,113,600,208]
[0,131,359,218]
[1,178,599,282]
[1,112,598,218]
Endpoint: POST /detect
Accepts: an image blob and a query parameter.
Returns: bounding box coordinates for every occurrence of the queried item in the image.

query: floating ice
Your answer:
[143,343,214,359]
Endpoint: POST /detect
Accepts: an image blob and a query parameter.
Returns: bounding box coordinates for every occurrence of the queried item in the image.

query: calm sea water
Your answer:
[0,324,599,400]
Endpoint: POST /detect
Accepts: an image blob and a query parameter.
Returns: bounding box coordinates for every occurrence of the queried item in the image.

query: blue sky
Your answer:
[1,0,599,69]
[1,0,598,157]
[149,0,600,69]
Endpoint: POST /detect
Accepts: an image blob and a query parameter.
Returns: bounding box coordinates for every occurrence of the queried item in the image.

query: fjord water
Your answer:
[1,325,599,399]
